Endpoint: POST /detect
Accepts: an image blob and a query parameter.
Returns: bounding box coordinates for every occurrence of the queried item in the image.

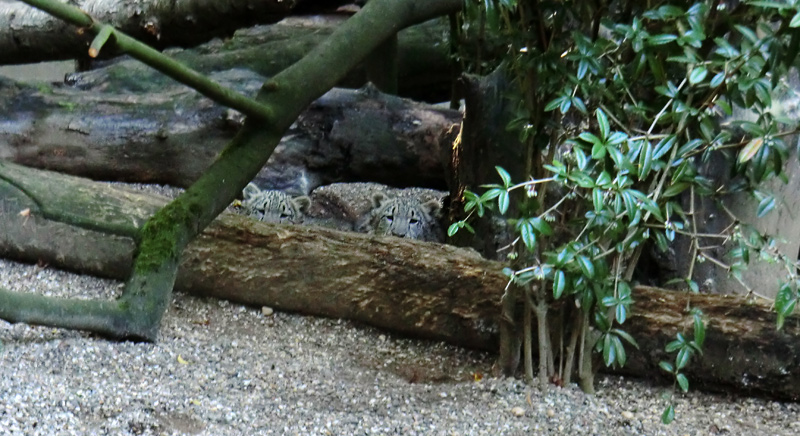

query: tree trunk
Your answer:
[1,161,798,400]
[446,68,525,258]
[0,78,459,193]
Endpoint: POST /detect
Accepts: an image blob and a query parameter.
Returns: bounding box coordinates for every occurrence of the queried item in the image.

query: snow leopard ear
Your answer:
[421,198,442,217]
[371,193,388,209]
[293,196,311,214]
[242,183,261,200]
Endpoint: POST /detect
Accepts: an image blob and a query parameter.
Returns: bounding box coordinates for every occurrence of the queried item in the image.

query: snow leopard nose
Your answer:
[392,223,409,237]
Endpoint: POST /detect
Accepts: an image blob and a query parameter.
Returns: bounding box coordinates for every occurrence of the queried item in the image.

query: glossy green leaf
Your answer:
[693,317,706,348]
[593,188,604,212]
[735,25,758,43]
[661,405,675,424]
[756,195,775,218]
[596,108,610,141]
[738,138,764,163]
[654,230,669,252]
[498,191,510,215]
[601,295,618,307]
[591,142,607,160]
[791,12,800,28]
[531,217,553,236]
[447,222,460,237]
[710,71,726,87]
[676,347,691,370]
[606,146,631,172]
[647,34,678,45]
[612,335,626,366]
[659,361,674,373]
[665,339,682,353]
[575,147,588,170]
[496,166,512,187]
[553,270,566,298]
[621,190,637,218]
[607,131,628,145]
[603,334,615,367]
[556,247,574,266]
[579,132,603,147]
[677,373,690,392]
[616,303,628,324]
[596,171,612,187]
[676,139,703,157]
[715,98,732,116]
[638,140,654,180]
[738,121,766,136]
[559,98,572,114]
[520,220,536,251]
[572,97,587,113]
[480,188,502,201]
[662,182,689,198]
[754,80,772,107]
[577,59,589,80]
[577,255,595,278]
[544,97,564,112]
[612,328,639,348]
[653,135,677,159]
[688,66,708,84]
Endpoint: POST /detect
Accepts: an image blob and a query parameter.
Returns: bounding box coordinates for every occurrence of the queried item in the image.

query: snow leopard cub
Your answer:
[241,183,311,224]
[358,193,443,242]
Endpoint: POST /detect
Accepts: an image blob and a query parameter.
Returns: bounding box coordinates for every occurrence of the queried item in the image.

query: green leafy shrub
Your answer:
[451,0,800,422]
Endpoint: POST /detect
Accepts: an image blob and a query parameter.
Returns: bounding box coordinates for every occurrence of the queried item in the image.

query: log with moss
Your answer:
[0,161,797,400]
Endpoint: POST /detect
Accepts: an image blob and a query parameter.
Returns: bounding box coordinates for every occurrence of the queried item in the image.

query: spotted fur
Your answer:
[242,183,311,224]
[358,193,443,242]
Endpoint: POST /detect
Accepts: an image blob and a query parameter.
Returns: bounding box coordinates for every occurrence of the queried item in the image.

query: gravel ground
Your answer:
[1,183,799,435]
[1,258,799,436]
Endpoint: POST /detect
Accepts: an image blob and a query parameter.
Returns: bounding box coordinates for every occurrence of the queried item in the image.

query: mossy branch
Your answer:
[0,287,131,337]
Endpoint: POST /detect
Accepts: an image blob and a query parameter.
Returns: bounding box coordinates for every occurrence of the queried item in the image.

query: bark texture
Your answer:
[0,0,316,64]
[0,162,798,400]
[446,70,524,259]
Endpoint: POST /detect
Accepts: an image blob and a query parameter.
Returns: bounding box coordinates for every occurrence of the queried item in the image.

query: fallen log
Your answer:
[0,1,362,65]
[64,17,451,101]
[0,161,798,400]
[0,0,295,65]
[0,77,458,192]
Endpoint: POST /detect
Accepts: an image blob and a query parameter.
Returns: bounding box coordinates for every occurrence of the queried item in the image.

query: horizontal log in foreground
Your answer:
[0,162,797,400]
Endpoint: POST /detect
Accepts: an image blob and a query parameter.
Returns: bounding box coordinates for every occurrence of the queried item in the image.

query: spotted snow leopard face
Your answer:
[360,193,443,242]
[241,183,311,224]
